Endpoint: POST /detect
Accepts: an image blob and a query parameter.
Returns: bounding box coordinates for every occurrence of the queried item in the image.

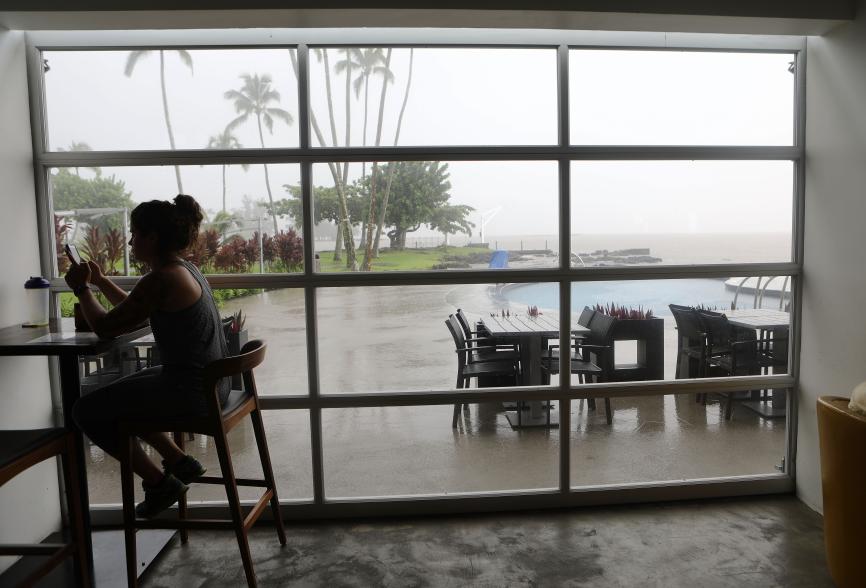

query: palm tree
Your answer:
[362,48,395,270]
[334,48,361,189]
[124,50,193,192]
[373,48,415,258]
[224,73,293,234]
[58,141,101,177]
[205,130,248,212]
[356,49,393,179]
[293,50,358,269]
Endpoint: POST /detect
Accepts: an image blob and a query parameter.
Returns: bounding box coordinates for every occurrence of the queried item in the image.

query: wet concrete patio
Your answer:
[83,283,786,505]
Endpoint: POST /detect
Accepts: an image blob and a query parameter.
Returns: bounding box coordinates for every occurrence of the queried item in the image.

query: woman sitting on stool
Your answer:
[67,194,229,518]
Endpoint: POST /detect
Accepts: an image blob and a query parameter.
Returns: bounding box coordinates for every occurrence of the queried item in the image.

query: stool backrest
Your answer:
[204,340,267,411]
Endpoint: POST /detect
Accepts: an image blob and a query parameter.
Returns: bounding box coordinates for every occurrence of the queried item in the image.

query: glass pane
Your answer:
[49,164,303,276]
[570,161,793,266]
[310,161,558,271]
[497,278,792,381]
[216,287,308,397]
[86,410,313,505]
[308,47,557,146]
[570,390,788,487]
[317,284,559,395]
[569,50,795,145]
[323,403,558,498]
[43,49,300,151]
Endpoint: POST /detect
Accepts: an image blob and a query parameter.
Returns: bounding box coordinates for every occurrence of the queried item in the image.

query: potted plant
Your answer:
[224,309,248,390]
[593,303,665,381]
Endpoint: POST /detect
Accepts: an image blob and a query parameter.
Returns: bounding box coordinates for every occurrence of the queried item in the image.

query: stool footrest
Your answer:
[194,475,269,488]
[0,543,70,556]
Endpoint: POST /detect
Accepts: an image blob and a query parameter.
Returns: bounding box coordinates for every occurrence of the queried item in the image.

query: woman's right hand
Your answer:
[87,260,107,288]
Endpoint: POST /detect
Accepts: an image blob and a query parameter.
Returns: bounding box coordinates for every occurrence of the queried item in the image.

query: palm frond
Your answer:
[266,107,293,126]
[352,75,364,98]
[176,49,194,74]
[375,66,395,84]
[225,113,249,132]
[262,112,274,134]
[124,50,151,77]
[262,88,282,103]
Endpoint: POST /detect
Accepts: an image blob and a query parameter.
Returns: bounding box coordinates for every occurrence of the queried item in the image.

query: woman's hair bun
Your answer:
[174,193,203,221]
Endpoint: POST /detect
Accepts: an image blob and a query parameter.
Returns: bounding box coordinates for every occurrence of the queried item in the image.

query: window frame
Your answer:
[26,28,806,518]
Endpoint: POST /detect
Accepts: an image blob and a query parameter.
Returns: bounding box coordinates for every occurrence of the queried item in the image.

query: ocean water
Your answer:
[489,232,792,266]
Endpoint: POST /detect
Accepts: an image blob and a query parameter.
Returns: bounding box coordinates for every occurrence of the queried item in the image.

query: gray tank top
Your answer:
[149,260,231,404]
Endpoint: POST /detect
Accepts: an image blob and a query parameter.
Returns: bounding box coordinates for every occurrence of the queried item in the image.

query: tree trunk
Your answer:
[342,51,352,189]
[373,48,414,257]
[361,72,370,179]
[321,49,345,221]
[362,49,392,269]
[159,50,184,193]
[361,163,379,270]
[255,115,280,235]
[221,164,227,212]
[333,222,344,260]
[290,49,356,269]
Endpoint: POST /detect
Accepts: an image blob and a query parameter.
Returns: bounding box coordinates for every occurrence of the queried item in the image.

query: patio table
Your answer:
[478,313,590,428]
[724,308,790,418]
[0,318,172,586]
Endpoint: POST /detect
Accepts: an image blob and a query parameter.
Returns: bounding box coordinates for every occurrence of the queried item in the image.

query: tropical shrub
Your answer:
[272,229,304,271]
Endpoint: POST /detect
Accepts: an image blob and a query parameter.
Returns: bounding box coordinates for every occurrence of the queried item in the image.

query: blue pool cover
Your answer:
[489,250,509,269]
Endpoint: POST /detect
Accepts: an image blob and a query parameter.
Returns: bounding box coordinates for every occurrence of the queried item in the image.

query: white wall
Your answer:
[0,29,61,573]
[798,0,866,513]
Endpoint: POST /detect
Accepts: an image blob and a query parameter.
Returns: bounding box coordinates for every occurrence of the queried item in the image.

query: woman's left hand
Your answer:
[64,261,91,291]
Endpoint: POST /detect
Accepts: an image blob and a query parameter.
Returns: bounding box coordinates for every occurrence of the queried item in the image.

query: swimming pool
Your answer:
[498,279,784,317]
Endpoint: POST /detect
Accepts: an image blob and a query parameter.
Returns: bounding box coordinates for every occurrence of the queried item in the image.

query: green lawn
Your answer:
[317,245,490,272]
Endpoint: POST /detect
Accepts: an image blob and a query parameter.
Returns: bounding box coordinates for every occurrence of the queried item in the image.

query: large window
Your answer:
[32,30,802,513]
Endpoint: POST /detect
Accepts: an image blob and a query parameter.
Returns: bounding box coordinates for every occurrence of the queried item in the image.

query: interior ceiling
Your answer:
[0,1,855,34]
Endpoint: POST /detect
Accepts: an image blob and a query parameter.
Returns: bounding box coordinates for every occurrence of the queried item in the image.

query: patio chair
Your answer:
[576,312,619,424]
[697,310,770,420]
[445,315,519,428]
[455,308,520,362]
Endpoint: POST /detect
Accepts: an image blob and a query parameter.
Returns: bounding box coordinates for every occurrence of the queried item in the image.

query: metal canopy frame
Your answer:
[25,28,805,518]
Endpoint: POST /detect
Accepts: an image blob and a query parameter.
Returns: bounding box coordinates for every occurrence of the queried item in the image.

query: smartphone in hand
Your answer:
[64,243,82,266]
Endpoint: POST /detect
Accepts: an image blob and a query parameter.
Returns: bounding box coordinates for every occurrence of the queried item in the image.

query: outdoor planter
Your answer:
[608,317,665,382]
[226,329,248,390]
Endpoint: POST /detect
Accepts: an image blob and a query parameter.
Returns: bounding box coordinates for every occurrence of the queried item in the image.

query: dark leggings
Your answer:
[72,366,206,457]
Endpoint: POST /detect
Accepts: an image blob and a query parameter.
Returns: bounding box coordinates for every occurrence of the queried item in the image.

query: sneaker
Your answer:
[135,474,189,519]
[162,455,207,484]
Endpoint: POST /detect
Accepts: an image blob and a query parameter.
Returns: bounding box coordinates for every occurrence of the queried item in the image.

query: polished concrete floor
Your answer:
[140,495,830,587]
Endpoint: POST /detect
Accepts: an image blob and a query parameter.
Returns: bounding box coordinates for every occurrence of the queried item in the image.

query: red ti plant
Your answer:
[593,302,654,320]
[272,229,304,272]
[184,234,207,267]
[54,215,71,273]
[103,228,125,275]
[262,233,276,264]
[81,225,107,273]
[201,228,221,267]
[214,236,250,273]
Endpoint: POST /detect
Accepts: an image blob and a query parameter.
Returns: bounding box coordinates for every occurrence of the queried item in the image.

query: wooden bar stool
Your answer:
[118,340,286,587]
[0,428,90,587]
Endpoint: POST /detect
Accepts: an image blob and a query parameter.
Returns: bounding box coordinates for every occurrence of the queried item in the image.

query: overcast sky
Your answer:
[43,47,795,238]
